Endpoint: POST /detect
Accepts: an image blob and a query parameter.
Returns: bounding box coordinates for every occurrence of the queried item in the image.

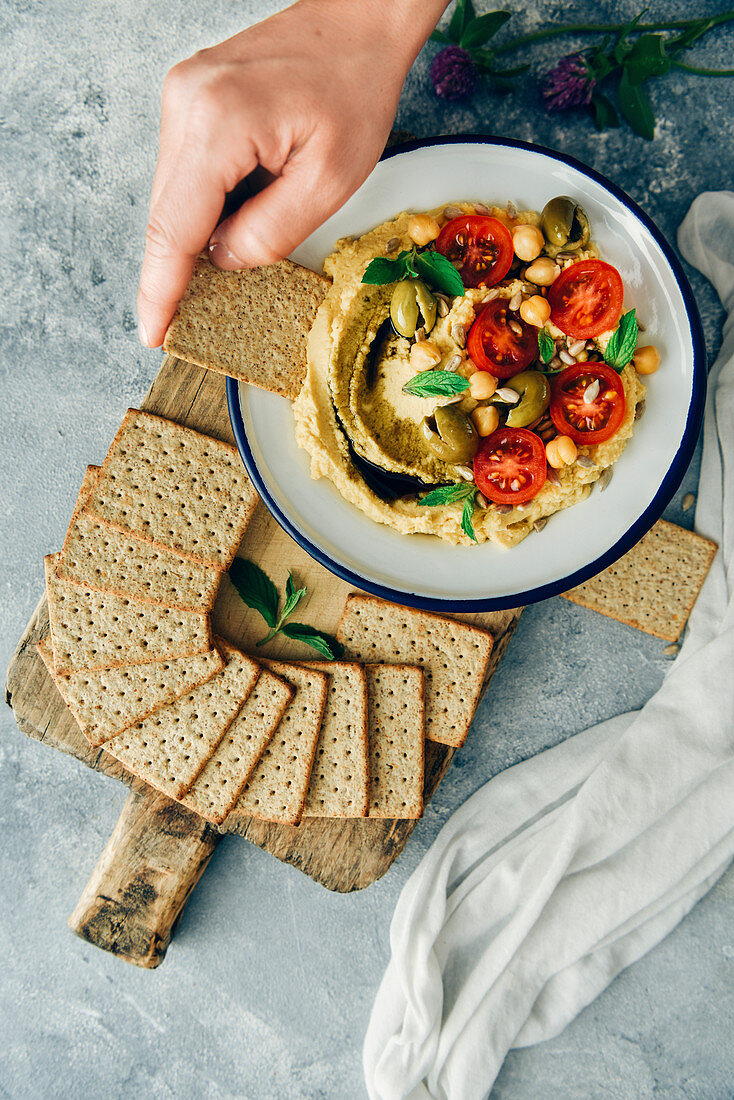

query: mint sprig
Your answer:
[403,371,470,399]
[419,482,478,542]
[362,245,464,298]
[228,559,343,659]
[538,327,555,365]
[604,309,638,372]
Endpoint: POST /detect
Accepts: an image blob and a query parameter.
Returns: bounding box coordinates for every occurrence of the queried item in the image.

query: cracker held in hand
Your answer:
[562,518,718,641]
[163,255,330,401]
[227,660,329,827]
[104,639,261,801]
[36,637,224,748]
[365,664,425,820]
[57,466,220,611]
[180,656,293,825]
[337,595,493,749]
[300,661,370,819]
[82,409,259,569]
[45,555,212,674]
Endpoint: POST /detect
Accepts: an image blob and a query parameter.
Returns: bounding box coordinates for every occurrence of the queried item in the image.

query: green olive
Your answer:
[421,405,479,463]
[505,371,551,428]
[540,196,590,255]
[390,279,437,338]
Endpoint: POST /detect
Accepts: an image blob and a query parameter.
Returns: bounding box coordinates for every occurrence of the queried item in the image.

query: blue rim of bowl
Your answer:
[227,134,706,612]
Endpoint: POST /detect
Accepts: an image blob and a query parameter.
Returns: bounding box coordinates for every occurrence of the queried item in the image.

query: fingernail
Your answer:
[138,319,151,346]
[209,239,245,270]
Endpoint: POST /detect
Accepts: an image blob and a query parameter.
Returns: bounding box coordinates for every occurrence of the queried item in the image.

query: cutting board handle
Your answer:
[68,786,221,968]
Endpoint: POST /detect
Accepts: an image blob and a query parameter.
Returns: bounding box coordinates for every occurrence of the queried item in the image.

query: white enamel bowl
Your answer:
[227,136,705,611]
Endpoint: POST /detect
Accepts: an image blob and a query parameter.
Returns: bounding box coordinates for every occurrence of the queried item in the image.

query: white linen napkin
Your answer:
[363,191,734,1100]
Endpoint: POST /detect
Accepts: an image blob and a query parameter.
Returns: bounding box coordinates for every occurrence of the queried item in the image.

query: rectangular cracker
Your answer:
[57,466,221,611]
[36,636,224,747]
[82,409,259,569]
[45,555,212,674]
[337,595,494,749]
[562,518,718,641]
[179,663,293,825]
[300,661,370,819]
[163,255,331,400]
[226,660,329,826]
[104,638,261,801]
[365,664,425,820]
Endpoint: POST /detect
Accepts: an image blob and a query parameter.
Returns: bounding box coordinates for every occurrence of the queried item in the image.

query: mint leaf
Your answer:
[617,69,655,139]
[281,623,344,660]
[414,251,464,296]
[461,10,511,48]
[538,328,555,364]
[403,371,470,398]
[229,558,279,628]
[604,309,638,371]
[419,483,475,507]
[362,254,410,286]
[280,572,307,624]
[461,493,478,542]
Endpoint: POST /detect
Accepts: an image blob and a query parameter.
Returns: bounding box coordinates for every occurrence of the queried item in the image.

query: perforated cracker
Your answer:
[300,661,370,819]
[82,409,259,569]
[337,595,493,749]
[364,664,425,819]
[45,555,212,674]
[163,255,330,400]
[57,467,221,611]
[104,639,260,801]
[36,636,224,747]
[227,660,329,826]
[562,519,718,641]
[180,664,293,824]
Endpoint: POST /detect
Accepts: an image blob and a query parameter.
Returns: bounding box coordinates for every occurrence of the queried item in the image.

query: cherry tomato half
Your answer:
[548,259,624,338]
[550,362,626,445]
[466,298,539,379]
[473,427,547,506]
[435,215,514,289]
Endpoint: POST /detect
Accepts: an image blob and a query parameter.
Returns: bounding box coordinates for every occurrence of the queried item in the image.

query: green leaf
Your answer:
[419,483,475,507]
[591,90,620,130]
[538,328,555,364]
[604,309,639,371]
[280,572,307,624]
[228,558,279,628]
[281,623,344,660]
[402,371,470,398]
[414,251,465,297]
[461,11,511,48]
[448,0,473,43]
[461,494,478,542]
[430,29,451,44]
[618,69,655,139]
[624,34,671,85]
[361,254,409,286]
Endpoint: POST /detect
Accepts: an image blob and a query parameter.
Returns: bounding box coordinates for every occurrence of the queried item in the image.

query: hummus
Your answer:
[293,205,646,547]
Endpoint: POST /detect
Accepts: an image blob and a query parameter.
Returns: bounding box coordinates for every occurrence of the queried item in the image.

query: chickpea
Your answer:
[407,213,441,247]
[546,435,577,469]
[524,257,561,286]
[512,224,544,263]
[410,340,442,370]
[519,295,551,328]
[633,344,661,375]
[472,405,500,437]
[469,371,497,400]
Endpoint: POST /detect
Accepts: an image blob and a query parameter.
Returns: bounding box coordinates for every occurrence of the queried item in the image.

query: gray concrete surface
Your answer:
[1,1,733,1097]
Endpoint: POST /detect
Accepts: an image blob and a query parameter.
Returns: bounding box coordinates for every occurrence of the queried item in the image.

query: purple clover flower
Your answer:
[430,46,479,101]
[541,53,596,111]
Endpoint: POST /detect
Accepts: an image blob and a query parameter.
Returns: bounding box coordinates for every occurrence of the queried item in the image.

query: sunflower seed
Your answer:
[637,319,647,332]
[662,643,679,660]
[444,354,462,373]
[437,297,450,317]
[443,205,463,220]
[440,393,465,406]
[495,387,520,404]
[386,236,400,254]
[415,326,425,343]
[506,200,518,218]
[569,339,586,357]
[598,467,613,492]
[560,349,576,366]
[451,321,466,347]
[475,492,488,509]
[549,356,562,370]
[457,465,475,481]
[635,399,647,421]
[576,454,595,469]
[546,466,561,487]
[583,379,600,403]
[474,202,491,216]
[533,517,548,533]
[682,492,696,511]
[509,291,522,312]
[556,251,576,262]
[509,320,523,337]
[494,503,513,515]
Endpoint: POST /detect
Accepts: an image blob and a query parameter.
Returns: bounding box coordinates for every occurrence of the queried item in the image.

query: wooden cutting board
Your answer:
[5,355,522,967]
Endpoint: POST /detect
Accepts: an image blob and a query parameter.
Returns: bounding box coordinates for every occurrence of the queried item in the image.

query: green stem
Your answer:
[256,625,281,647]
[494,11,734,55]
[671,60,734,76]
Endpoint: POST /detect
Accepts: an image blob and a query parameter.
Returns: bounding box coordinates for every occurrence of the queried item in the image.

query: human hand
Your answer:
[137,0,448,347]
